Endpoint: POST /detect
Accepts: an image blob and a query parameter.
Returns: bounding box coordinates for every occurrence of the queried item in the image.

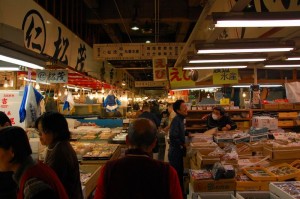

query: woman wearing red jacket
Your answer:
[0,126,68,199]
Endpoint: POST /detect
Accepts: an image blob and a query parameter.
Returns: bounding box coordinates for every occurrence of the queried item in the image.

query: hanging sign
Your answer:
[0,90,25,128]
[169,67,194,89]
[36,70,68,83]
[153,57,167,81]
[213,69,238,84]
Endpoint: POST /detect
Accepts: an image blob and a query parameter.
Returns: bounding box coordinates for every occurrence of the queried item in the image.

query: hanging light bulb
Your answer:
[95,91,99,98]
[77,93,80,98]
[64,88,68,96]
[207,93,210,98]
[3,77,8,88]
[58,90,62,97]
[101,86,105,94]
[53,94,58,100]
[35,83,40,90]
[74,87,78,92]
[242,92,246,98]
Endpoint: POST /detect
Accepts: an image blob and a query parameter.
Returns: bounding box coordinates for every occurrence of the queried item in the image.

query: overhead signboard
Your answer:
[169,67,194,89]
[153,57,167,81]
[213,69,238,84]
[135,81,167,88]
[36,69,68,83]
[94,43,185,60]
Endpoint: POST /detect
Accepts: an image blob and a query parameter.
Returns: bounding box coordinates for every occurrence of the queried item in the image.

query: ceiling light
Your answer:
[0,66,20,71]
[196,41,294,54]
[131,25,139,30]
[264,60,300,68]
[184,62,249,70]
[183,65,247,70]
[35,83,40,90]
[213,11,300,27]
[3,77,8,88]
[0,55,44,70]
[121,80,126,86]
[145,40,151,43]
[286,57,300,61]
[232,84,282,88]
[189,58,265,63]
[197,48,293,54]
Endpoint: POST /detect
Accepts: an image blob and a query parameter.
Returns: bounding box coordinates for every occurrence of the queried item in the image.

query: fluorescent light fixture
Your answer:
[23,77,50,85]
[213,12,300,27]
[232,84,282,88]
[264,60,300,68]
[197,48,293,54]
[286,57,300,61]
[0,55,44,70]
[215,20,300,27]
[184,65,247,70]
[131,25,139,30]
[172,86,221,91]
[196,40,294,54]
[189,58,265,63]
[0,66,20,71]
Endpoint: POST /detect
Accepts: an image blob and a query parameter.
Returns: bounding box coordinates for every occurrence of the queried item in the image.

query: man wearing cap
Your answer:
[207,106,237,131]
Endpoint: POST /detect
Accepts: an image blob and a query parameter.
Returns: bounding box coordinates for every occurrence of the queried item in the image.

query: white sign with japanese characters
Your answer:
[0,90,25,128]
[36,70,68,83]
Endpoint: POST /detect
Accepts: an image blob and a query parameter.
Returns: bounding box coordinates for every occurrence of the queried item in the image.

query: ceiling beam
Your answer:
[101,24,122,43]
[176,22,190,42]
[87,17,197,25]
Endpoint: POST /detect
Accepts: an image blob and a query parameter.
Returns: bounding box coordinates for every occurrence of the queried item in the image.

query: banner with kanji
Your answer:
[153,57,168,81]
[168,67,194,89]
[213,69,238,84]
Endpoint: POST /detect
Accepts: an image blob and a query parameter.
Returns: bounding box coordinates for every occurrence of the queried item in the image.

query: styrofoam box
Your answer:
[236,191,272,199]
[252,116,278,130]
[192,192,235,199]
[269,181,300,199]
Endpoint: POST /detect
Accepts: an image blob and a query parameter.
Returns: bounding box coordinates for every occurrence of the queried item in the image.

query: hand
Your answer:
[225,124,231,130]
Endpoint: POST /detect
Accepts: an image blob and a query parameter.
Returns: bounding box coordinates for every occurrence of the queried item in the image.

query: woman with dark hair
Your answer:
[0,111,17,199]
[35,111,83,199]
[0,126,68,199]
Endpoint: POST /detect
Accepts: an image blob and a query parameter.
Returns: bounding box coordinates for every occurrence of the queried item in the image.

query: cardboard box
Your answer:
[252,116,278,130]
[263,104,279,109]
[278,112,298,118]
[294,103,300,109]
[236,191,273,199]
[191,178,236,192]
[278,103,294,110]
[278,120,294,127]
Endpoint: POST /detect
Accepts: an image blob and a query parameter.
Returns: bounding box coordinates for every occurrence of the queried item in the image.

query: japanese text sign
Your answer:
[153,57,168,81]
[168,67,194,89]
[213,69,238,84]
[36,70,68,83]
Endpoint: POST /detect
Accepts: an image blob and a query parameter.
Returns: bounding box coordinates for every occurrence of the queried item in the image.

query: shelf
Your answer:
[186,119,206,122]
[278,117,298,119]
[232,118,250,121]
[252,109,300,112]
[188,109,250,113]
[186,127,207,130]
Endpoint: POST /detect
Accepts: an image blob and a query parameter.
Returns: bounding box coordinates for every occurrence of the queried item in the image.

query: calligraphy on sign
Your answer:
[213,68,238,84]
[153,57,167,81]
[0,91,24,127]
[168,67,194,89]
[36,70,68,83]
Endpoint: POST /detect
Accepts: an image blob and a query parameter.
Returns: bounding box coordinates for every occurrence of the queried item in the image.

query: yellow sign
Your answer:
[168,67,194,89]
[213,69,238,84]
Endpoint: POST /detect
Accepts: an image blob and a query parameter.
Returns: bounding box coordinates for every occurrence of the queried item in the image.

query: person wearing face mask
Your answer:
[207,106,237,131]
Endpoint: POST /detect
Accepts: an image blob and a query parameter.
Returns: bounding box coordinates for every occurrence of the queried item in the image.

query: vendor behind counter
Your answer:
[206,106,237,131]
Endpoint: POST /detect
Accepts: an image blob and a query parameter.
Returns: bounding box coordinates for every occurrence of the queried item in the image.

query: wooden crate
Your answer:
[263,104,278,109]
[278,103,294,110]
[278,120,294,127]
[263,145,300,160]
[80,164,102,199]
